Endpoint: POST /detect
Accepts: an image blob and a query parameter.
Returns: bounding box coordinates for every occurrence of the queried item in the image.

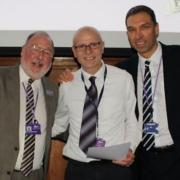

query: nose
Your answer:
[84,45,92,54]
[135,29,143,40]
[38,50,44,59]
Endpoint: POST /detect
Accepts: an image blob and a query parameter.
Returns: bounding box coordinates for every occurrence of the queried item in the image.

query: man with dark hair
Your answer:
[117,5,180,180]
[0,31,58,180]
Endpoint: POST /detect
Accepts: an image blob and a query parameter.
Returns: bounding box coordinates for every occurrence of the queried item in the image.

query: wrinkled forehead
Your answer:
[26,34,53,49]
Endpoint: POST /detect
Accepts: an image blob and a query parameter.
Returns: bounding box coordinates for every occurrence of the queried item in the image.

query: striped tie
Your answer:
[142,61,155,151]
[79,76,98,153]
[20,79,35,176]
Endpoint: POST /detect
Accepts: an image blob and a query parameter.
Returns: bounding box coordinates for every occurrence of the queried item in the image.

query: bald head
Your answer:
[73,26,103,46]
[72,26,104,74]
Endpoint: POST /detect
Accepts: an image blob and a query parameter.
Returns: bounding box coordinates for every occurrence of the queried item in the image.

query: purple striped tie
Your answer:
[20,79,35,176]
[142,61,155,151]
[79,76,98,153]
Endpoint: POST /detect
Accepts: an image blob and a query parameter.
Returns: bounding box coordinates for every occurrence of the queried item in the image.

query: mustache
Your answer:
[32,59,43,66]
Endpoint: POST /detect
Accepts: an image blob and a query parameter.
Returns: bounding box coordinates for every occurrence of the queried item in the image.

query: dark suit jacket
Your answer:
[117,43,180,152]
[0,65,58,180]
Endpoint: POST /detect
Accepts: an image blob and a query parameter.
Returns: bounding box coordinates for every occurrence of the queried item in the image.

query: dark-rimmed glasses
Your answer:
[73,41,101,52]
[28,44,53,58]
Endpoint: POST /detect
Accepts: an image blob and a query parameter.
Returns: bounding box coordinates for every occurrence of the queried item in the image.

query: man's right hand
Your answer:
[57,69,74,83]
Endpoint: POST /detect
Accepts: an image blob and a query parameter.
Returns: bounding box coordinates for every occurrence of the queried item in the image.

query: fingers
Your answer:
[112,158,134,167]
[112,150,135,167]
[57,69,74,83]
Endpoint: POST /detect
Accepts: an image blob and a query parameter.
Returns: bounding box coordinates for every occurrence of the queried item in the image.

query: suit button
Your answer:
[7,171,11,175]
[14,147,18,151]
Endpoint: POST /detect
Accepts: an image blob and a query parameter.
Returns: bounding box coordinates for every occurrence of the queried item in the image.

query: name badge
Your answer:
[26,120,41,135]
[144,122,159,134]
[95,138,106,147]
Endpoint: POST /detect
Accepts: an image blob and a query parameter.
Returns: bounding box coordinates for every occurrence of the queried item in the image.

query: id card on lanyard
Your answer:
[23,82,41,136]
[140,58,162,135]
[81,66,107,147]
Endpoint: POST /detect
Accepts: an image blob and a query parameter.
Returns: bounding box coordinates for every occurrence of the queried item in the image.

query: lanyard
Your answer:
[140,58,162,106]
[81,66,107,137]
[81,66,107,108]
[23,82,39,121]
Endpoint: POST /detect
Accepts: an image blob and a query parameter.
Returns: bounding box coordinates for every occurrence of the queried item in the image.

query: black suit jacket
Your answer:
[117,43,180,152]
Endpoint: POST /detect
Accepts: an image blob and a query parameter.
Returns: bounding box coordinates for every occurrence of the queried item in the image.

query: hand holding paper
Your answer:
[112,149,135,167]
[87,142,131,160]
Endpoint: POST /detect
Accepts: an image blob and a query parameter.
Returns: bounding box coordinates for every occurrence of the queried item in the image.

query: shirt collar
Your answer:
[19,65,41,86]
[139,42,162,67]
[81,60,105,81]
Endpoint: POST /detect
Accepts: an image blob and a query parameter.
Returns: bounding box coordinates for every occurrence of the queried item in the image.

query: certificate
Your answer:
[87,142,130,160]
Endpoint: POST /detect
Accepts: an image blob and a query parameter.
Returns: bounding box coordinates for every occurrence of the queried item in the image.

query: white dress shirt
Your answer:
[15,65,47,170]
[137,42,174,147]
[52,62,140,162]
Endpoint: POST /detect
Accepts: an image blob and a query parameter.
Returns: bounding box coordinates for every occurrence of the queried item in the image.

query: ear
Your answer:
[72,47,77,58]
[21,45,25,57]
[155,23,159,37]
[101,41,105,54]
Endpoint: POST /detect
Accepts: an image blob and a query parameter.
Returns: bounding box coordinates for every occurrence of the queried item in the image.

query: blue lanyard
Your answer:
[81,66,107,108]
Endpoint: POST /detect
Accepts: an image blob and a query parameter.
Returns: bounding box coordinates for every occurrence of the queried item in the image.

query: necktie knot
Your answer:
[88,76,97,100]
[28,78,34,85]
[89,76,96,85]
[145,60,150,67]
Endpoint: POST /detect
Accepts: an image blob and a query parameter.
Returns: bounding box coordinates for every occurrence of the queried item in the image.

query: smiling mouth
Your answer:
[135,39,146,47]
[85,57,95,61]
[32,60,43,67]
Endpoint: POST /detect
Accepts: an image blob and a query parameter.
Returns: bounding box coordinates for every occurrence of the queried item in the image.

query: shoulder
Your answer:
[161,42,180,49]
[116,54,138,69]
[42,77,58,88]
[0,65,18,74]
[59,69,81,89]
[105,65,134,92]
[161,42,180,53]
[106,64,132,80]
[72,69,81,80]
[42,77,59,98]
[0,65,19,80]
[160,43,180,64]
[116,54,138,77]
[106,64,126,73]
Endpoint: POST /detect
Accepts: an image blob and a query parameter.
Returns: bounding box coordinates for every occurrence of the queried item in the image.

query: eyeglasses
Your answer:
[73,41,101,51]
[28,44,53,58]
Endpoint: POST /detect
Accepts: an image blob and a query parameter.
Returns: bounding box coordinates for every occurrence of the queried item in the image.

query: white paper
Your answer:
[87,142,130,160]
